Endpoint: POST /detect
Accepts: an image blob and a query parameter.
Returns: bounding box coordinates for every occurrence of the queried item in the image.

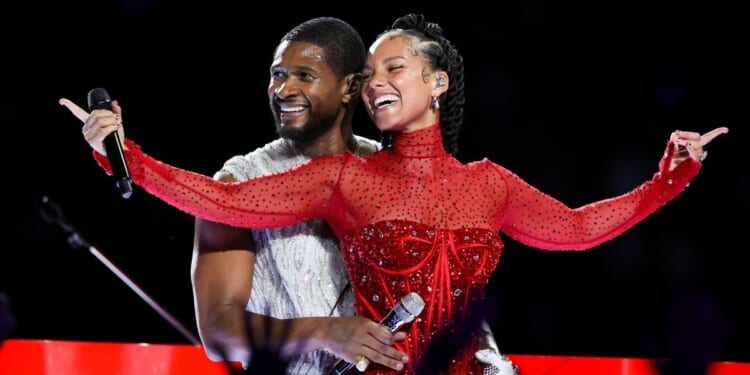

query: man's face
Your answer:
[268,40,345,143]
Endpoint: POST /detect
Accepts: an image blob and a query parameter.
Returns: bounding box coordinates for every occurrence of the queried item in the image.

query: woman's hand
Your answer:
[669,126,729,171]
[59,97,125,156]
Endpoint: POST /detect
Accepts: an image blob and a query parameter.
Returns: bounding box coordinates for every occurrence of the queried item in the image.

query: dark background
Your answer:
[2,0,747,366]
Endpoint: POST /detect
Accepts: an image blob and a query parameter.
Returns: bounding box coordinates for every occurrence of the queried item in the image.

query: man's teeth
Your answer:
[281,106,305,112]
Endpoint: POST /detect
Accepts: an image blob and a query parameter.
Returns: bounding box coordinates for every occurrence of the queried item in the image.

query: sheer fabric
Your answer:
[95,124,700,374]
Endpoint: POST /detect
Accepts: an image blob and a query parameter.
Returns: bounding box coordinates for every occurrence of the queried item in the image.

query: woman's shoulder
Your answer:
[462,157,514,175]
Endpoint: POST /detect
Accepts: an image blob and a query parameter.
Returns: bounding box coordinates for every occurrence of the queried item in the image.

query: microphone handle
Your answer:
[330,361,355,375]
[379,309,406,331]
[102,120,133,199]
[329,305,410,374]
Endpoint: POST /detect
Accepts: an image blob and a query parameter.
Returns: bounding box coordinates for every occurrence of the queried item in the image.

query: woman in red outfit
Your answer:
[60,14,728,375]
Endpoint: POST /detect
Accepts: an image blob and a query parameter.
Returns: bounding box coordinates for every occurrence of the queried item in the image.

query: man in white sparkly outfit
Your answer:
[191,17,399,374]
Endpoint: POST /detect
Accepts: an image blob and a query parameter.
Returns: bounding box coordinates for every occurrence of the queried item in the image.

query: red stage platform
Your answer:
[1,339,748,374]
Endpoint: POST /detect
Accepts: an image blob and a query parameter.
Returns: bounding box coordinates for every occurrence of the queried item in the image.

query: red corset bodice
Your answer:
[341,220,502,374]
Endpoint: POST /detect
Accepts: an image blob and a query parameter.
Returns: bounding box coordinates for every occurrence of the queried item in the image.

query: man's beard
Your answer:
[275,112,338,144]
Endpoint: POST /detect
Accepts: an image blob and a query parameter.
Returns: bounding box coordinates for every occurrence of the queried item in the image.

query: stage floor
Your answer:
[1,339,748,374]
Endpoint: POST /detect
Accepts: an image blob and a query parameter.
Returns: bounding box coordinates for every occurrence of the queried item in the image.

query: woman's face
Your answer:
[361,33,444,133]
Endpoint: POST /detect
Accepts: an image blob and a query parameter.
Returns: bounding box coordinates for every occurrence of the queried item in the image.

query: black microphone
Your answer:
[329,292,425,375]
[87,88,133,199]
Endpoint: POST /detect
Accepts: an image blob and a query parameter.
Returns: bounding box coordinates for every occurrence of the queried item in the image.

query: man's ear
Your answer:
[343,73,362,103]
[348,77,360,94]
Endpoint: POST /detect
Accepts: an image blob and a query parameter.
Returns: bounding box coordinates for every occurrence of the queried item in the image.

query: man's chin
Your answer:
[275,114,335,144]
[277,125,308,142]
[276,118,301,133]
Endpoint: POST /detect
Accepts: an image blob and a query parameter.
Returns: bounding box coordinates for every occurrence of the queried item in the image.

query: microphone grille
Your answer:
[401,292,425,317]
[87,88,111,110]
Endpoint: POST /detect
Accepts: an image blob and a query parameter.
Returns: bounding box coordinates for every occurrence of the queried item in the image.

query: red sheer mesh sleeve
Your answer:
[99,139,346,229]
[90,133,700,252]
[494,140,701,251]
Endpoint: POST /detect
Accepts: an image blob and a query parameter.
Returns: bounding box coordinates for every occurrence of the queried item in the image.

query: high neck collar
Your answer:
[390,123,448,158]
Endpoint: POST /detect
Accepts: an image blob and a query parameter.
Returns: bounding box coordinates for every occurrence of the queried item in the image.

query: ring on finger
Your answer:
[699,150,708,162]
[355,355,370,372]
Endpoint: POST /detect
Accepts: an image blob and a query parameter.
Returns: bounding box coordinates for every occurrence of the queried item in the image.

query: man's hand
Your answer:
[321,316,408,372]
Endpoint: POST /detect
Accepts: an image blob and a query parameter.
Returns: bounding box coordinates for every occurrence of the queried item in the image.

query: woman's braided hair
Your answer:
[386,14,465,155]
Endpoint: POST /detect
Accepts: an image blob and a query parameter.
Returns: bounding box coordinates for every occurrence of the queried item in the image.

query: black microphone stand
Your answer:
[36,195,201,346]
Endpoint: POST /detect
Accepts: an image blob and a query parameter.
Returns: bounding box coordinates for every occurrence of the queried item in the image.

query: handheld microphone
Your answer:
[87,88,133,199]
[330,292,425,375]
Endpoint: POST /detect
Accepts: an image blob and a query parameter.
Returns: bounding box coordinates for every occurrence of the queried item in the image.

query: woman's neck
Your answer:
[390,123,447,158]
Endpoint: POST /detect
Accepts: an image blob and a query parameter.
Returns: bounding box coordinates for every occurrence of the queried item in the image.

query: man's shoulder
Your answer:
[219,138,307,180]
[245,138,298,159]
[222,138,298,164]
[353,134,382,155]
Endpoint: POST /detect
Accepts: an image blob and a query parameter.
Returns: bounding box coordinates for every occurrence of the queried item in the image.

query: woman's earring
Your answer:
[436,76,446,87]
[431,94,440,109]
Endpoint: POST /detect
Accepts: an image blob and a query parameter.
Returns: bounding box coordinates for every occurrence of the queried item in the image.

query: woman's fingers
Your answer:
[58,98,89,122]
[699,126,729,146]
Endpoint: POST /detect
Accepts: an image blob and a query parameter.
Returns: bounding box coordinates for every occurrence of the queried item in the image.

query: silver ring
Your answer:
[699,150,708,162]
[355,356,370,372]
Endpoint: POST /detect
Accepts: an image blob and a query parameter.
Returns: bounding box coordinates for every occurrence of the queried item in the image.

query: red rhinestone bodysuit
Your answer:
[95,123,700,374]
